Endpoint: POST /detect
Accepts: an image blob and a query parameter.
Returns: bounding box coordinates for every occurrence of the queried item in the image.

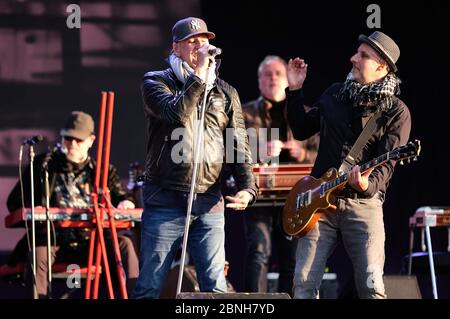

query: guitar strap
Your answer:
[338,109,384,174]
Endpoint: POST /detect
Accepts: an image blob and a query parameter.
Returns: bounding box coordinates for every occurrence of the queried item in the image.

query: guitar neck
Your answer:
[323,152,392,193]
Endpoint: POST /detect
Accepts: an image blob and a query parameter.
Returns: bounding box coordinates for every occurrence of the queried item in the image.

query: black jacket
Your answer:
[242,96,319,164]
[286,83,411,197]
[141,67,257,194]
[7,151,132,213]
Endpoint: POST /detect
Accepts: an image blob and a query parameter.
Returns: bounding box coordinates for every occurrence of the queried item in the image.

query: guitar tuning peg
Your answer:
[407,158,411,163]
[413,156,418,161]
[400,160,404,165]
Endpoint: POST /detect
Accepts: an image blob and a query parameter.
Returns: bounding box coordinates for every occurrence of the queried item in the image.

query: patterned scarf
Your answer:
[336,72,401,114]
[169,53,216,92]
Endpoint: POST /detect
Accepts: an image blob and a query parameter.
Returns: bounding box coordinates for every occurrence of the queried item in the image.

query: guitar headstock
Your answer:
[391,139,421,165]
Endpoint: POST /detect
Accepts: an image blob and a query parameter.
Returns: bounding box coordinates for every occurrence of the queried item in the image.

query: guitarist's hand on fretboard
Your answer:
[347,165,374,193]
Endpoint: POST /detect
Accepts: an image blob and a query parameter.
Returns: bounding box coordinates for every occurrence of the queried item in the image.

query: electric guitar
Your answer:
[282,140,421,237]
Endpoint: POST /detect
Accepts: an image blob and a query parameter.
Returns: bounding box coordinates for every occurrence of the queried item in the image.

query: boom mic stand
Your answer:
[176,59,214,297]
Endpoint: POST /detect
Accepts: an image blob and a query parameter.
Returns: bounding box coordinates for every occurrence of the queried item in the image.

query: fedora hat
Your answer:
[358,31,400,72]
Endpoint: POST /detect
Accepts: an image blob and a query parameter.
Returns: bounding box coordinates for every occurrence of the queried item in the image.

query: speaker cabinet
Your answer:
[162,265,291,299]
[384,275,422,299]
[160,265,200,299]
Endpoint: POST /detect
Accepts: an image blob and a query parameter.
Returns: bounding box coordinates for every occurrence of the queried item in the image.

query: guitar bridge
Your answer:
[296,190,312,209]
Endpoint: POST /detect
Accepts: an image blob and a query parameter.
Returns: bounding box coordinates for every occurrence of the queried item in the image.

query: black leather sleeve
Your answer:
[226,85,258,200]
[141,71,206,126]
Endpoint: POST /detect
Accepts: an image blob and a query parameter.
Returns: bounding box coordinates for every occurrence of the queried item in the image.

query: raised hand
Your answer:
[287,58,308,90]
[194,44,212,81]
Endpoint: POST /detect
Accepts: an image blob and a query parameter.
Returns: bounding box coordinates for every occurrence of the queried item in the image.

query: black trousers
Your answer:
[244,206,298,296]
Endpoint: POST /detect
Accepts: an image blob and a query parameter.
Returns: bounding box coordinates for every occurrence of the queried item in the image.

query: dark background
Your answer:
[1,0,449,298]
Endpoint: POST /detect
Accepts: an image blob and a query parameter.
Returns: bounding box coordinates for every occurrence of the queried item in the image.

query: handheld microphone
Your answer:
[208,47,222,56]
[22,135,44,145]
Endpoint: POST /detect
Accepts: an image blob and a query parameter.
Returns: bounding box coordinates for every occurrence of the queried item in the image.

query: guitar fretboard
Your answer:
[322,152,392,192]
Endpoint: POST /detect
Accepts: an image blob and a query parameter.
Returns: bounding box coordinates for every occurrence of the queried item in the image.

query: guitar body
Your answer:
[282,167,340,237]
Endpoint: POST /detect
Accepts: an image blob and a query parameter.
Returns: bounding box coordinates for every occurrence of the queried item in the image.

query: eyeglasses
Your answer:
[63,136,84,143]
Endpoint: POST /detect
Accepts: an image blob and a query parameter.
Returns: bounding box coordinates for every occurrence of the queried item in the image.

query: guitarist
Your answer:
[286,31,411,299]
[241,55,319,296]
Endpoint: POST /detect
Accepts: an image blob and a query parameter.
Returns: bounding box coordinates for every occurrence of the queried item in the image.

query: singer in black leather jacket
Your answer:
[142,68,257,192]
[132,17,257,299]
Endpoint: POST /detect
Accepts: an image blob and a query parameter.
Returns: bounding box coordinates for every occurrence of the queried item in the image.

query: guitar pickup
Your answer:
[305,190,312,206]
[296,190,312,209]
[296,193,302,209]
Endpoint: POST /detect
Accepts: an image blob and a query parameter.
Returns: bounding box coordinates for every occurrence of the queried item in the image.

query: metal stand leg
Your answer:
[447,228,450,252]
[28,145,38,299]
[425,226,438,299]
[408,226,414,275]
[421,228,426,252]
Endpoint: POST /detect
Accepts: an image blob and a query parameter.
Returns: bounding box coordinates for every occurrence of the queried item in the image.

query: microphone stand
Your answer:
[28,144,38,299]
[176,59,213,296]
[43,163,53,298]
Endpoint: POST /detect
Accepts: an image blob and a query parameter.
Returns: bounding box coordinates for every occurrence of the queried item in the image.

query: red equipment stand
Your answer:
[84,91,128,299]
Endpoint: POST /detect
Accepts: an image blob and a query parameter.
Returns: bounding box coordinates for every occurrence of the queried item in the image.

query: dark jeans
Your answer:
[132,205,227,299]
[244,206,298,296]
[293,193,386,299]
